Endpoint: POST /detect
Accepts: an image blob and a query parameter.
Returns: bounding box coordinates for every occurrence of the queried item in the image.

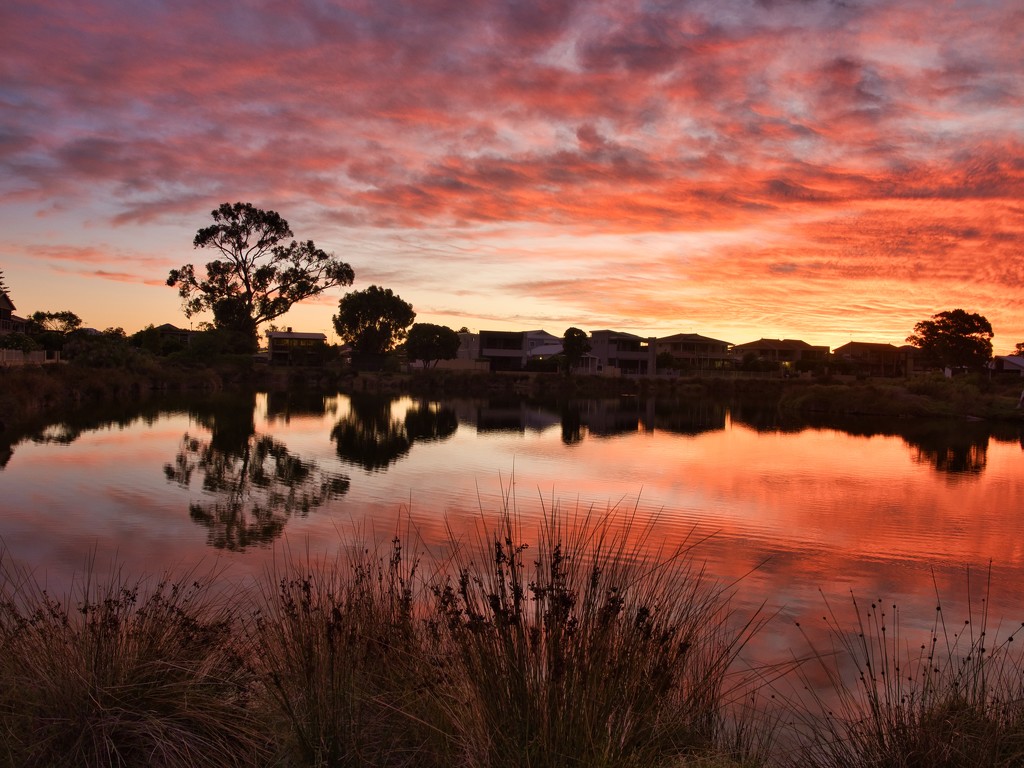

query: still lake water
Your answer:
[2,389,1023,671]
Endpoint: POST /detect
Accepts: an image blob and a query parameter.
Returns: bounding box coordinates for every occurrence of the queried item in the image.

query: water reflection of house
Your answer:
[265,391,330,422]
[650,401,727,435]
[470,399,562,433]
[576,397,652,435]
[656,333,733,371]
[731,338,829,366]
[266,328,327,366]
[588,330,657,376]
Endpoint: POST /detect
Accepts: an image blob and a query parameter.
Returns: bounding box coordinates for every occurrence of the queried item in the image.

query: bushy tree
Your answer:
[0,269,8,296]
[405,323,460,368]
[1012,342,1024,357]
[0,332,39,352]
[562,327,591,374]
[26,310,83,351]
[906,309,993,371]
[168,202,354,351]
[28,310,82,335]
[333,286,415,359]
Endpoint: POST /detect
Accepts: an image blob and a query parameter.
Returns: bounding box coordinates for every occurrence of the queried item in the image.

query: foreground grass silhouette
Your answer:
[1,502,1022,767]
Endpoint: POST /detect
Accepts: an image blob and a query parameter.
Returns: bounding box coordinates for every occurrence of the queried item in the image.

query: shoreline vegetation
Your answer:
[1,356,1022,438]
[2,507,1023,767]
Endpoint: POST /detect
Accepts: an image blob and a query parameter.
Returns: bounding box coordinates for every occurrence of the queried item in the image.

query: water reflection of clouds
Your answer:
[1,395,1022,673]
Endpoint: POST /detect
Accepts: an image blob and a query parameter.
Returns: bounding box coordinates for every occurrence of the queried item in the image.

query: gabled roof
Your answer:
[834,341,899,353]
[0,293,14,312]
[993,355,1024,372]
[591,329,645,339]
[527,343,564,357]
[732,338,818,350]
[658,332,732,346]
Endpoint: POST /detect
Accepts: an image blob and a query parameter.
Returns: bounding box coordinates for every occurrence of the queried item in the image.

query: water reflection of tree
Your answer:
[331,395,457,472]
[165,393,349,550]
[903,422,991,476]
[560,402,583,445]
[265,390,335,424]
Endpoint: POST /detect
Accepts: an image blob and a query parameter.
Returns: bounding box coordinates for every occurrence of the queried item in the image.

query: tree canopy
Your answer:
[906,309,993,371]
[405,323,460,368]
[26,310,84,351]
[1013,342,1024,357]
[167,202,354,351]
[333,285,415,358]
[562,327,591,374]
[28,310,83,335]
[0,269,8,296]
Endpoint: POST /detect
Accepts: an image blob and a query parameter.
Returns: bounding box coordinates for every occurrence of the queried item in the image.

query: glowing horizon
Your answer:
[1,0,1022,352]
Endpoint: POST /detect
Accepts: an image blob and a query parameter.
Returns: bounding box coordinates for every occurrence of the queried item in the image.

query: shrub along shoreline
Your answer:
[2,508,1022,767]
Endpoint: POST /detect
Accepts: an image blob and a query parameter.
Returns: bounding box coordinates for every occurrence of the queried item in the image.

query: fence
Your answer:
[0,349,61,366]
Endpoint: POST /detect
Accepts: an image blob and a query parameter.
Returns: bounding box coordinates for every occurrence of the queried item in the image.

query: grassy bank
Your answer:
[2,507,1023,767]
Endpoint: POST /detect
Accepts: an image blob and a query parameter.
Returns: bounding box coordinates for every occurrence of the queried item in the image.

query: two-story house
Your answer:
[656,333,733,371]
[731,338,830,367]
[0,291,27,336]
[265,328,328,366]
[478,329,562,371]
[833,341,904,377]
[588,330,657,376]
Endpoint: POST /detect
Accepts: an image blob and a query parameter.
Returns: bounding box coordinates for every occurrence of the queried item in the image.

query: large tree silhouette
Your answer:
[168,203,354,351]
[906,309,993,372]
[333,285,415,365]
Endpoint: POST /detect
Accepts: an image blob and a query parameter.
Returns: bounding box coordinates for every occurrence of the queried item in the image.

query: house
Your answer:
[0,291,27,336]
[478,329,562,371]
[588,330,657,376]
[833,341,905,377]
[656,332,733,371]
[731,338,830,367]
[990,355,1024,378]
[265,328,327,366]
[155,323,193,347]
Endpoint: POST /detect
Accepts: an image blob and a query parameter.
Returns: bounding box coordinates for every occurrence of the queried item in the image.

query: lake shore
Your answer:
[2,361,1023,438]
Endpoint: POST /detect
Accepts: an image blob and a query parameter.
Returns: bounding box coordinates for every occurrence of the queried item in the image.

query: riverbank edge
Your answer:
[1,360,1022,438]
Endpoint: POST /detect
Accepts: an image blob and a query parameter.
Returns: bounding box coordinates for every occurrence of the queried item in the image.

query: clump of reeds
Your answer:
[247,535,453,768]
[790,570,1024,768]
[0,552,265,767]
[426,496,770,768]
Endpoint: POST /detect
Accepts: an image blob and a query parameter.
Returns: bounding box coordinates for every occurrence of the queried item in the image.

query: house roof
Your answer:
[732,338,820,351]
[993,355,1024,371]
[527,343,564,357]
[0,293,14,312]
[266,331,327,341]
[834,341,899,354]
[591,329,646,339]
[658,332,732,346]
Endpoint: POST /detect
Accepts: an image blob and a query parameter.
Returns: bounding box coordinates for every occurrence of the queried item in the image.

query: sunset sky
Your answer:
[1,0,1022,351]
